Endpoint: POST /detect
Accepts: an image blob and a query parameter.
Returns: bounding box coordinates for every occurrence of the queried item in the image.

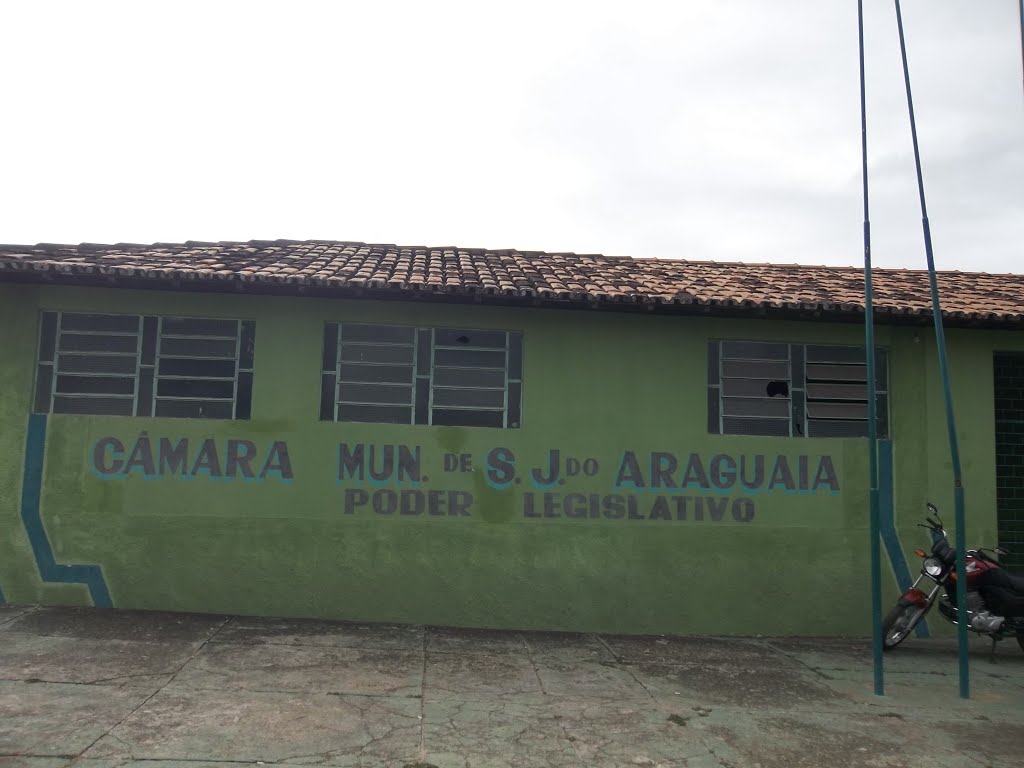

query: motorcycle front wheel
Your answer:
[882,602,925,650]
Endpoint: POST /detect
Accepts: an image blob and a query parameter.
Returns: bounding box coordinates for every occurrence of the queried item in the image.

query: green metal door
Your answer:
[994,353,1024,570]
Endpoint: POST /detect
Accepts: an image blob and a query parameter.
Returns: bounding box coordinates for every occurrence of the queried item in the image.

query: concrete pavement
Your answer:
[1,604,1023,767]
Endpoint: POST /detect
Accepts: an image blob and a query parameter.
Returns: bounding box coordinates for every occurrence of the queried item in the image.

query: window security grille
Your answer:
[707,341,888,438]
[33,311,255,419]
[321,324,523,428]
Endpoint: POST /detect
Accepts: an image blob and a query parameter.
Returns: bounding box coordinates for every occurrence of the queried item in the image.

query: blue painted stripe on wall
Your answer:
[878,439,928,638]
[19,413,113,608]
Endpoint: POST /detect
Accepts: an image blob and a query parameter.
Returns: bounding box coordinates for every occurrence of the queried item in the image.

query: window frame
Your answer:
[321,322,523,429]
[33,310,255,420]
[707,340,889,439]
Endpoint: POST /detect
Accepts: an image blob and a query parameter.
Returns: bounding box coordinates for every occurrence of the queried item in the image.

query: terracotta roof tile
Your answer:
[0,239,1022,327]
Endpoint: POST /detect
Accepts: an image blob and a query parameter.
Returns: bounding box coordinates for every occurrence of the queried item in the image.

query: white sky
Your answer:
[1,1,1020,272]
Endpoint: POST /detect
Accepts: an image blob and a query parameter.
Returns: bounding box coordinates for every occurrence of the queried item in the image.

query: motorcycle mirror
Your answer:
[926,502,938,514]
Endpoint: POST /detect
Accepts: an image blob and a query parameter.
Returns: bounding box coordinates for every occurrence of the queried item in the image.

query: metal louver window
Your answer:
[707,340,887,438]
[36,312,143,416]
[152,317,256,420]
[33,311,255,420]
[321,323,523,428]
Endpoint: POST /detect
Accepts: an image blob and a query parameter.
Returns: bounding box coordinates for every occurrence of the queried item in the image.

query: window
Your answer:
[33,311,255,419]
[321,323,523,428]
[707,341,887,438]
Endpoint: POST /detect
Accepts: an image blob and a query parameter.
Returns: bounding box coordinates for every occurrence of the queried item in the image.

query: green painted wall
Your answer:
[2,282,1022,635]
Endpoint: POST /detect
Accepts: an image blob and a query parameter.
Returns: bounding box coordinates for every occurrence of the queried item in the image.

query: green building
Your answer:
[1,240,1022,637]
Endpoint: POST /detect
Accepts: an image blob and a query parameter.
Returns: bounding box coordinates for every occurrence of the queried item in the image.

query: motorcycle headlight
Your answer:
[923,558,943,578]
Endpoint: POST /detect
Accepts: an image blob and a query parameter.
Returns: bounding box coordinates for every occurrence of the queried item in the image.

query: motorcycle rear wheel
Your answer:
[882,602,924,650]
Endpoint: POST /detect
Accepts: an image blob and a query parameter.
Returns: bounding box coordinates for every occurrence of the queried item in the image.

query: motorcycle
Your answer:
[882,503,1024,652]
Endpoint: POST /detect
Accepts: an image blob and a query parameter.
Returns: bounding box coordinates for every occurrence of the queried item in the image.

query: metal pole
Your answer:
[893,0,970,699]
[858,0,884,698]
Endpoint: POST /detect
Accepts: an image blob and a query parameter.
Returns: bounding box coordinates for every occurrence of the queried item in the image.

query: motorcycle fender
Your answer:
[898,588,930,608]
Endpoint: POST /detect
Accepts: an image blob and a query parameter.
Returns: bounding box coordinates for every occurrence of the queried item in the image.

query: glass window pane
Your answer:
[806,363,867,383]
[806,419,870,438]
[806,402,869,420]
[53,396,134,416]
[707,342,720,386]
[508,381,522,428]
[320,373,336,421]
[154,399,234,419]
[338,382,413,405]
[236,371,253,420]
[59,334,139,354]
[341,324,415,344]
[60,313,140,333]
[156,378,235,399]
[722,397,791,418]
[721,417,790,437]
[340,344,415,365]
[159,358,236,378]
[161,317,239,337]
[722,378,791,398]
[39,312,58,362]
[322,324,339,372]
[508,332,523,381]
[431,388,505,409]
[431,409,504,428]
[721,360,790,379]
[339,363,414,384]
[806,383,867,401]
[337,404,412,424]
[416,330,432,376]
[58,353,139,374]
[432,367,507,388]
[707,386,721,434]
[141,316,158,365]
[158,337,238,358]
[56,375,136,396]
[434,349,506,368]
[136,368,154,416]
[434,329,507,348]
[415,378,430,425]
[720,341,789,361]
[806,345,867,364]
[34,364,53,413]
[239,321,256,370]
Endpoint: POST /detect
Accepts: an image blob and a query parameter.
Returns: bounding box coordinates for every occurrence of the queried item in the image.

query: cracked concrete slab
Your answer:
[171,641,424,697]
[212,617,424,651]
[522,632,615,662]
[426,652,541,698]
[426,627,528,656]
[0,679,150,756]
[0,758,72,768]
[3,607,1023,768]
[603,634,790,666]
[420,692,581,768]
[2,607,225,644]
[552,699,721,768]
[628,659,844,708]
[0,633,188,689]
[531,658,652,700]
[0,605,36,628]
[82,687,422,765]
[692,705,1022,768]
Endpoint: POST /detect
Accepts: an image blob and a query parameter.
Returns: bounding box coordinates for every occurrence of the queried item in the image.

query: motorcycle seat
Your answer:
[983,567,1024,596]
